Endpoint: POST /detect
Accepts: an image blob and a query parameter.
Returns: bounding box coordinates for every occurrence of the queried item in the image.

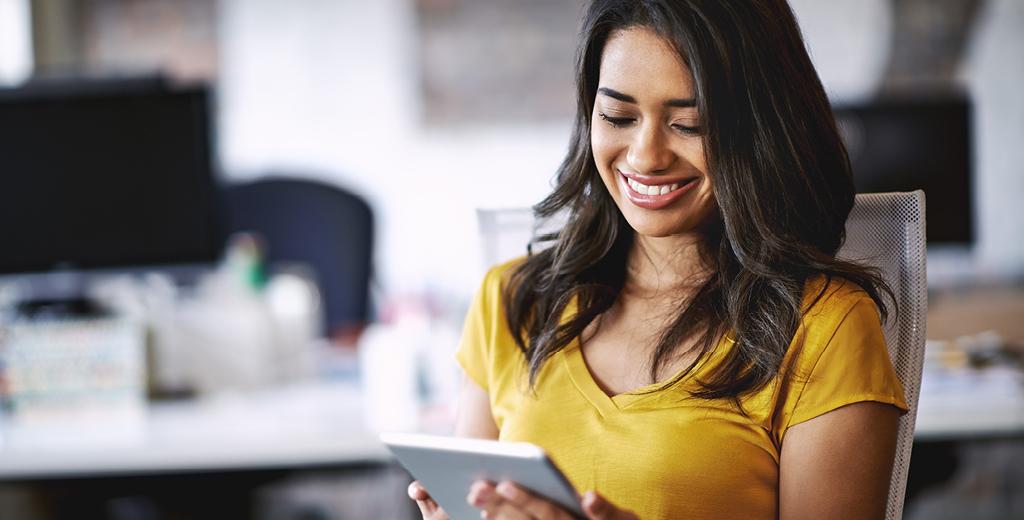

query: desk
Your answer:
[927,285,1024,346]
[905,366,1024,518]
[915,285,1024,440]
[0,381,390,481]
[1,376,1020,479]
[0,350,1020,520]
[914,366,1024,440]
[2,369,1022,480]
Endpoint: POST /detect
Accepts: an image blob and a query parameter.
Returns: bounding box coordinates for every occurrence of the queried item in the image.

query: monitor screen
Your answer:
[834,97,973,244]
[0,82,222,274]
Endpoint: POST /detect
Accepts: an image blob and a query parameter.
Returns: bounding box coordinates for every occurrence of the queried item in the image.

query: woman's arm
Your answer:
[779,401,901,520]
[455,372,500,439]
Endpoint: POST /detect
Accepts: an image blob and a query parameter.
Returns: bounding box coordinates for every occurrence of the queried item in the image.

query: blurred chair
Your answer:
[838,191,927,520]
[476,208,541,269]
[477,191,928,520]
[224,177,374,341]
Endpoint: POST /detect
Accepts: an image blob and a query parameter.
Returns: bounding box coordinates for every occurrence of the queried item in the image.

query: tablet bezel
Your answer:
[382,432,584,519]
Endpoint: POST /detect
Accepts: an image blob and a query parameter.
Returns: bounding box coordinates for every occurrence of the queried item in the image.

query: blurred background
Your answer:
[0,0,1021,518]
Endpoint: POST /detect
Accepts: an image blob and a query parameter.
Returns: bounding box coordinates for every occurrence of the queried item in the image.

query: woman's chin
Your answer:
[623,217,697,238]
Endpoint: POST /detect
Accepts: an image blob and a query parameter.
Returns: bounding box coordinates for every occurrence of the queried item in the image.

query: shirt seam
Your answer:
[782,294,872,434]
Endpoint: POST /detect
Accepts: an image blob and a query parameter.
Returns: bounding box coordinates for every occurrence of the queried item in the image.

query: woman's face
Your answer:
[591,27,717,238]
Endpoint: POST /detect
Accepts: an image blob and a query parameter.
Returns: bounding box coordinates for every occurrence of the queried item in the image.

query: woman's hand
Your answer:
[468,480,639,520]
[408,480,450,520]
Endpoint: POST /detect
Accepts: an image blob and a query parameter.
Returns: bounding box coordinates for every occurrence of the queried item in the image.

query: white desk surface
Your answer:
[1,368,1021,480]
[0,381,391,480]
[913,366,1024,441]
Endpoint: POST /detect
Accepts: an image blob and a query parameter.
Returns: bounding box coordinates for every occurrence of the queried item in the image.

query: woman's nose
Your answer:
[626,123,674,174]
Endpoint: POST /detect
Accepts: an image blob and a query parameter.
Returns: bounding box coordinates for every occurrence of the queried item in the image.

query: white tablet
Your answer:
[381,433,584,519]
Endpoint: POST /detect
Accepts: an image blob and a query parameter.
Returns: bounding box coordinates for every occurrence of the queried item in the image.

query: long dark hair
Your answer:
[503,0,893,399]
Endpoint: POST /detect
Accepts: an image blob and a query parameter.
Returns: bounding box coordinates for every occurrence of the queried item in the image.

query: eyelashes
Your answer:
[597,112,701,136]
[672,124,702,136]
[598,112,634,128]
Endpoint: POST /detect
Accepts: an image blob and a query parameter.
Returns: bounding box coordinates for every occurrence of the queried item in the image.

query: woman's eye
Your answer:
[598,112,634,128]
[671,123,702,136]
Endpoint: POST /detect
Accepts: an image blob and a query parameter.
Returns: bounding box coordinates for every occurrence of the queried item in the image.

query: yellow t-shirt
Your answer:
[456,259,909,520]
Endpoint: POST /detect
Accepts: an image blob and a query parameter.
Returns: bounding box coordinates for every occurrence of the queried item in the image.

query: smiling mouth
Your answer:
[623,176,694,196]
[618,171,698,209]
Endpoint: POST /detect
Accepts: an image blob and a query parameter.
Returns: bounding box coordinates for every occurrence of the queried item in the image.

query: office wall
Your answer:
[78,0,218,81]
[963,0,1024,276]
[0,0,32,85]
[789,0,893,102]
[217,0,1024,298]
[217,0,568,298]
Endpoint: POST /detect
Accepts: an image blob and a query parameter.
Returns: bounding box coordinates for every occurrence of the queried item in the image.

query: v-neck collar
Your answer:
[556,294,732,415]
[562,333,731,416]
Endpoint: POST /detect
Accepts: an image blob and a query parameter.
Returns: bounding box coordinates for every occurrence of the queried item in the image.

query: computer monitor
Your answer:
[834,96,973,244]
[0,80,222,279]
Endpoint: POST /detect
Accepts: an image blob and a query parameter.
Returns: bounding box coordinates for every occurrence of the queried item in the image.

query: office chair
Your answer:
[838,191,927,520]
[477,191,927,520]
[224,177,374,339]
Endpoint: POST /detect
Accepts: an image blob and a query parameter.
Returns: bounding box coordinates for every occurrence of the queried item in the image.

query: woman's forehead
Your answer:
[599,27,696,101]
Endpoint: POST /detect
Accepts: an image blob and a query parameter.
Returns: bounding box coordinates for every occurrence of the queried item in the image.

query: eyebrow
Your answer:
[597,87,696,108]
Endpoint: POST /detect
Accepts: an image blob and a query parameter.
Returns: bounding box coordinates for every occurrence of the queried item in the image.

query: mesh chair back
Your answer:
[837,191,927,520]
[477,191,928,519]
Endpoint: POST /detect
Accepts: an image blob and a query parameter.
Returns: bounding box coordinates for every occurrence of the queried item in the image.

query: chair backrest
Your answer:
[225,177,374,338]
[837,191,927,520]
[478,191,928,519]
[476,208,545,269]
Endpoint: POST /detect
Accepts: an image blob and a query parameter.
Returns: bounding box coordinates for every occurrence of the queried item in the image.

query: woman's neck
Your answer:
[624,232,710,298]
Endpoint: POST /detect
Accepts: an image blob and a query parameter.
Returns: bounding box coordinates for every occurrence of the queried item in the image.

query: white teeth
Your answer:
[625,176,684,196]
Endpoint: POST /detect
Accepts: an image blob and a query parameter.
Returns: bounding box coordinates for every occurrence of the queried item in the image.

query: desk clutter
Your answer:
[0,235,324,424]
[0,234,467,444]
[917,332,1024,439]
[0,317,146,424]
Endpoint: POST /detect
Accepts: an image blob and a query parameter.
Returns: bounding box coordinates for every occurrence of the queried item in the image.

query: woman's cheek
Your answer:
[590,127,621,171]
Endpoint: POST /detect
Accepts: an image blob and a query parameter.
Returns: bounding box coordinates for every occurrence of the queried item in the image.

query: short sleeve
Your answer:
[782,294,910,433]
[455,260,524,392]
[455,268,499,391]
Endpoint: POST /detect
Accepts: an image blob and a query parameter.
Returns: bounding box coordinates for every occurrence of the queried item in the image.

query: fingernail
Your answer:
[496,482,518,500]
[468,486,490,507]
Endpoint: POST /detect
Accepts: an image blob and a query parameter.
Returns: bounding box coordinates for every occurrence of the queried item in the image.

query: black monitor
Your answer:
[0,80,222,276]
[834,96,973,244]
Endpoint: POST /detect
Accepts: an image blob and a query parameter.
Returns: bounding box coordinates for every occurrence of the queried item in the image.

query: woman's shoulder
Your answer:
[483,256,528,285]
[800,274,878,325]
[469,256,530,318]
[476,256,529,301]
[458,257,531,393]
[771,274,906,435]
[786,274,890,375]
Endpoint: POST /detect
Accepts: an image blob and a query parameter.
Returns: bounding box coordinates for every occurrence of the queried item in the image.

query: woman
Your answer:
[411,0,907,518]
